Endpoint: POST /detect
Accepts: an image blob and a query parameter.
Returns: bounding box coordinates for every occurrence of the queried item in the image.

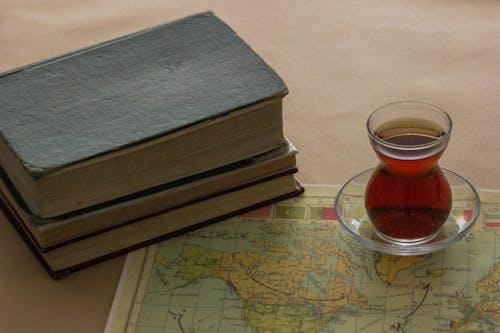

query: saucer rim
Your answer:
[333,167,481,255]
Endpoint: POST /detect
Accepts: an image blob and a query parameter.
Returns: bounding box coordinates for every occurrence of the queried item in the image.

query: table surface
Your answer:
[1,1,499,332]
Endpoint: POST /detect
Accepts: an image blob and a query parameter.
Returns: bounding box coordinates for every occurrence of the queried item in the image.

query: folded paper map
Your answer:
[105,186,500,333]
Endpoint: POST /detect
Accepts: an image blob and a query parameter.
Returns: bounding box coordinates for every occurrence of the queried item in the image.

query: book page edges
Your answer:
[2,98,285,217]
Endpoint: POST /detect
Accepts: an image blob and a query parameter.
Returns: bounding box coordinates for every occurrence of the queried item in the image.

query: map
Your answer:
[105,186,500,333]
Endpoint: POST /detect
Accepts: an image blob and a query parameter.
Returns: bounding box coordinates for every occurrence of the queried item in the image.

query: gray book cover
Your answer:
[0,12,287,172]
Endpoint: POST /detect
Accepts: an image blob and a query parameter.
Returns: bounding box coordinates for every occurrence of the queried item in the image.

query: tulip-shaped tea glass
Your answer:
[364,101,453,245]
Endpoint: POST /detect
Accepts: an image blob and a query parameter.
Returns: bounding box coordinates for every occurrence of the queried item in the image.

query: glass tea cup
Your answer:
[364,101,453,245]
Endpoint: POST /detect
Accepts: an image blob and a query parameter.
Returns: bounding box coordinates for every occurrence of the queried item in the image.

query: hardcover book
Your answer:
[0,141,298,249]
[0,172,303,278]
[0,12,287,218]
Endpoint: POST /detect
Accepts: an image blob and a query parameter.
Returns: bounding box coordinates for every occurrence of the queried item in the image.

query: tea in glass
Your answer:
[365,101,452,245]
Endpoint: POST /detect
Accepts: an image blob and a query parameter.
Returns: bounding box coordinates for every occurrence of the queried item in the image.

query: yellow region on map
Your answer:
[105,186,500,333]
[167,229,367,333]
[374,253,431,284]
[448,262,500,332]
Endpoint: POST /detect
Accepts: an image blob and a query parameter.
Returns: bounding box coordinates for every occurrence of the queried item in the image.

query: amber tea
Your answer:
[365,102,453,245]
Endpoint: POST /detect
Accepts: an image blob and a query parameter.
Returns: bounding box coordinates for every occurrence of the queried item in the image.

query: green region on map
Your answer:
[106,187,500,333]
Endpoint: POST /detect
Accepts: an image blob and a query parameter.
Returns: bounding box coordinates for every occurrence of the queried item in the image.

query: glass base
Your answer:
[372,227,443,246]
[334,168,480,255]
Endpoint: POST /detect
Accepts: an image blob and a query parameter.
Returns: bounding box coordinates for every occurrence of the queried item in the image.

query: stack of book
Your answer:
[0,12,303,278]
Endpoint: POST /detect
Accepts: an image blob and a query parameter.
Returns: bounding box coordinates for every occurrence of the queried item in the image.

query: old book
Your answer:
[0,11,287,218]
[0,141,298,249]
[0,172,304,278]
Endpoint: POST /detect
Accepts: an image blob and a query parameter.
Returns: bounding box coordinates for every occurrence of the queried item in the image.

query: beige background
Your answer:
[1,1,499,332]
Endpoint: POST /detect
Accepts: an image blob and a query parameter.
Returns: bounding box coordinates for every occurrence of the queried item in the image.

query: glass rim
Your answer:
[367,101,453,151]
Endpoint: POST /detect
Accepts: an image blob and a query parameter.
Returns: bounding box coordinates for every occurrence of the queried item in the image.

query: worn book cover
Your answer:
[0,11,288,218]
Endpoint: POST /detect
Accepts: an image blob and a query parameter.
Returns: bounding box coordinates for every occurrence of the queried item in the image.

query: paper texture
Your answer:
[105,186,500,333]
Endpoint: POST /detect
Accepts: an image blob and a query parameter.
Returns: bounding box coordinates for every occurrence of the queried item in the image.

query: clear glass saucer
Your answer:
[334,168,480,255]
